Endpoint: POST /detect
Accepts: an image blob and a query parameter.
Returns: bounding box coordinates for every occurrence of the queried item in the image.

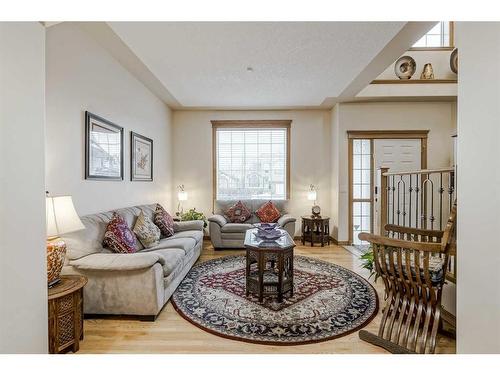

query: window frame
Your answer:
[409,21,455,51]
[211,120,291,206]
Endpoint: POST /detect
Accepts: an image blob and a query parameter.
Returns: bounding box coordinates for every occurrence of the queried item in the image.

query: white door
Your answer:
[373,139,421,233]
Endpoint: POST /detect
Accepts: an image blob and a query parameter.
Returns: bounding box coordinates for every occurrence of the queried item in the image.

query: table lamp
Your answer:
[46,194,85,287]
[176,184,188,216]
[308,184,321,218]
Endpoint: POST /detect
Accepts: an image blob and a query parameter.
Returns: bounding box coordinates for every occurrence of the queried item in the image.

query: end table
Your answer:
[301,216,330,247]
[48,275,87,354]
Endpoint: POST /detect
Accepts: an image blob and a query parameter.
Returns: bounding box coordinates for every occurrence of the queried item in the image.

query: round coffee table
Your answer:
[243,228,295,303]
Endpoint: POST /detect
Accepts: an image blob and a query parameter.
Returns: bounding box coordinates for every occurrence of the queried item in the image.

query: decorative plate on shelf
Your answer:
[394,56,416,79]
[450,48,458,74]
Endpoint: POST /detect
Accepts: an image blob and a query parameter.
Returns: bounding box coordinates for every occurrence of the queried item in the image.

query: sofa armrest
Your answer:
[208,214,227,227]
[278,214,296,227]
[174,220,204,232]
[69,253,164,271]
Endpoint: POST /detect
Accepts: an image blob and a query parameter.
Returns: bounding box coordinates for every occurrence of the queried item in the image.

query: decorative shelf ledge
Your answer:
[371,79,457,85]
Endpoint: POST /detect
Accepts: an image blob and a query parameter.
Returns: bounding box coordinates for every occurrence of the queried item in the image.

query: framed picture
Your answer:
[131,132,153,181]
[85,111,124,180]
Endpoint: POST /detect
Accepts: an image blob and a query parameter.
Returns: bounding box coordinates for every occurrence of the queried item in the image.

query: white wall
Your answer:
[0,22,48,353]
[331,101,456,242]
[456,22,500,354]
[172,110,331,235]
[45,23,174,216]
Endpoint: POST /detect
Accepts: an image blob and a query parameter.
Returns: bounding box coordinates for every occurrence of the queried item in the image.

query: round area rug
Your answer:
[171,255,378,345]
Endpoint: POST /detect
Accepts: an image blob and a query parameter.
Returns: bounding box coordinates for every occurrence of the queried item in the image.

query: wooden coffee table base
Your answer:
[245,248,294,302]
[244,228,295,303]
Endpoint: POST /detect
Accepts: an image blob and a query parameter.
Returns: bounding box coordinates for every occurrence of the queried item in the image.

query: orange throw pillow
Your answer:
[255,201,281,223]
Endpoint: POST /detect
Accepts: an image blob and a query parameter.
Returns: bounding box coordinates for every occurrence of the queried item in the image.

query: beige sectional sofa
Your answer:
[208,200,296,249]
[60,204,203,320]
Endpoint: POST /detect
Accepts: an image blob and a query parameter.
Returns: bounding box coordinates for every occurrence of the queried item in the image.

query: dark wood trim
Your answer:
[347,130,429,139]
[130,131,153,182]
[211,120,292,207]
[408,47,455,52]
[85,111,124,181]
[211,120,291,128]
[370,79,457,84]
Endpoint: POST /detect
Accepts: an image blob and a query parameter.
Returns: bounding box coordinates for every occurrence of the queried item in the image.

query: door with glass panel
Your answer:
[349,137,423,244]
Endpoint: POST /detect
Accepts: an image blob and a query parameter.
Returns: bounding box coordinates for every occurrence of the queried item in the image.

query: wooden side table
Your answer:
[48,275,87,354]
[301,216,330,247]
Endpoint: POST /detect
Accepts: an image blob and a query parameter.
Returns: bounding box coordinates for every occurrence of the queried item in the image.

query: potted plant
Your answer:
[180,208,208,228]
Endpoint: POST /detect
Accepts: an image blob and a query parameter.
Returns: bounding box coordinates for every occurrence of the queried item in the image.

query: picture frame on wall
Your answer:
[131,131,153,181]
[85,111,124,180]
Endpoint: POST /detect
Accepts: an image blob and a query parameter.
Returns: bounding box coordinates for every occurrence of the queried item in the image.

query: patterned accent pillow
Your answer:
[133,211,161,248]
[255,201,281,223]
[154,204,175,237]
[224,200,252,223]
[103,212,137,254]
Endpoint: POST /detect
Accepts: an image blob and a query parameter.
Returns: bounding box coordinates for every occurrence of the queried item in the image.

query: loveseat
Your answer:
[60,204,203,320]
[208,200,296,249]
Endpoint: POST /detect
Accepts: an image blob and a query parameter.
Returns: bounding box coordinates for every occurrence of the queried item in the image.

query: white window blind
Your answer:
[216,128,287,200]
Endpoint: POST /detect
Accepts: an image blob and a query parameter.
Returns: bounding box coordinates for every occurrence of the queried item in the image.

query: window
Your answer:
[351,139,372,245]
[212,121,290,200]
[412,21,453,49]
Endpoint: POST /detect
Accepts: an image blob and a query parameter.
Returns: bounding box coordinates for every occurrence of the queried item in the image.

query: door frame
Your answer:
[347,130,429,244]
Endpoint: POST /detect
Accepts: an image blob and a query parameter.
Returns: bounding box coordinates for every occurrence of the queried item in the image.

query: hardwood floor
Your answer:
[78,241,456,354]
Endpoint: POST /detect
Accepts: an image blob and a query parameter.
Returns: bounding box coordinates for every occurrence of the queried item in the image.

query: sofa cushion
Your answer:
[255,201,281,223]
[69,252,163,271]
[220,223,254,233]
[150,248,185,277]
[103,213,137,254]
[145,237,196,254]
[154,204,175,237]
[224,200,252,223]
[133,211,161,248]
[169,230,203,244]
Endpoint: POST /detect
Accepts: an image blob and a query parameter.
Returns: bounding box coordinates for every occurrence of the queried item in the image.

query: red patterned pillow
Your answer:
[255,201,281,223]
[224,201,252,223]
[154,204,174,237]
[103,213,137,254]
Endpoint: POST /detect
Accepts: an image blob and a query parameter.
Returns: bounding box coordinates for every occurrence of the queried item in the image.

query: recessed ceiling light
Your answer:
[246,66,254,72]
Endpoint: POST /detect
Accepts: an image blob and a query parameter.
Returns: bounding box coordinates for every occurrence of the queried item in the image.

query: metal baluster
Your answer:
[392,175,396,226]
[397,176,406,227]
[422,178,434,230]
[449,170,455,210]
[396,176,403,226]
[439,173,444,231]
[408,174,413,228]
[415,174,420,229]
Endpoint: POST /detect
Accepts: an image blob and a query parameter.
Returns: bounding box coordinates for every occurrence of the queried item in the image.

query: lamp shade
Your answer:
[46,196,85,238]
[307,190,317,201]
[178,191,188,201]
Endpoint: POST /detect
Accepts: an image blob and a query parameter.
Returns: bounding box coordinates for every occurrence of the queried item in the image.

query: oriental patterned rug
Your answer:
[171,255,378,345]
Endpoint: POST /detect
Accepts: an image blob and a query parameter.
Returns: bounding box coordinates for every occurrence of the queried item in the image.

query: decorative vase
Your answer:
[47,239,67,287]
[420,63,435,80]
[394,56,416,79]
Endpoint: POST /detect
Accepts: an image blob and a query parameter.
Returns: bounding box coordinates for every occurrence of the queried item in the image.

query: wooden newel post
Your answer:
[379,167,389,236]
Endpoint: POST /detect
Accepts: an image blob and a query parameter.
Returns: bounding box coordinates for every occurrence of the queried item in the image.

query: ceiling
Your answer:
[108,22,412,108]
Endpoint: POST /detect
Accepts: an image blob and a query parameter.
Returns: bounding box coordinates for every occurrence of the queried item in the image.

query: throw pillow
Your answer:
[154,204,175,237]
[103,212,137,254]
[255,201,281,223]
[133,211,161,248]
[224,200,252,223]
